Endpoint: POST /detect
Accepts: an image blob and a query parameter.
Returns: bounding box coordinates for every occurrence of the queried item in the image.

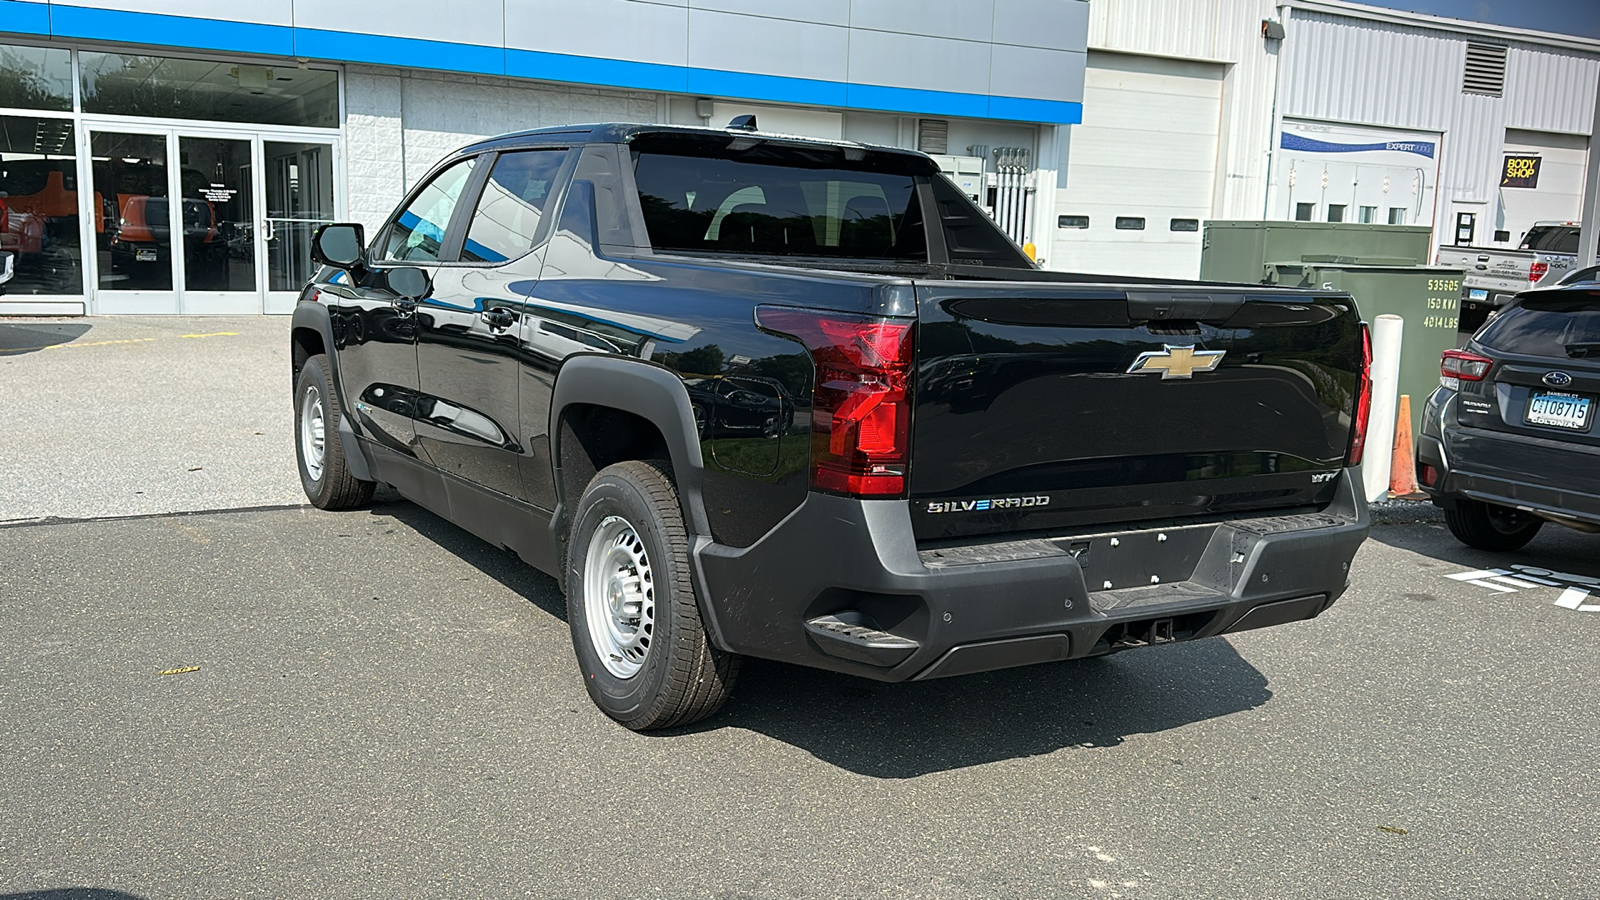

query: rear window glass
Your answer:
[1476,293,1600,358]
[1520,226,1579,254]
[632,136,926,261]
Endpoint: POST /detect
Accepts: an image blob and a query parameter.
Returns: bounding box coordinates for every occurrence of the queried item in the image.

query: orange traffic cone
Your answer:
[1389,394,1419,497]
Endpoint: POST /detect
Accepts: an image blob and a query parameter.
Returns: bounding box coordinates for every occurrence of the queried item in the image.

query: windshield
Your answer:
[632,135,927,261]
[1476,291,1600,358]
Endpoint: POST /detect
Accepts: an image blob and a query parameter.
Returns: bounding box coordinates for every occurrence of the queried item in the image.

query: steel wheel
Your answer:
[300,384,326,483]
[583,514,656,678]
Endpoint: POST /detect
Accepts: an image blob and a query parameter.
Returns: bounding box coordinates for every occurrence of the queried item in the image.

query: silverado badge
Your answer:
[1127,344,1226,379]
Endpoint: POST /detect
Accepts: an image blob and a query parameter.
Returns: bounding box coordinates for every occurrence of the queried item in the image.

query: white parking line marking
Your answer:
[1554,589,1600,612]
[1446,570,1504,581]
[1490,576,1544,589]
[1442,565,1600,613]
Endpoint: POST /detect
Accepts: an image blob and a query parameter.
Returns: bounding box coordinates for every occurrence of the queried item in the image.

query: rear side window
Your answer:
[379,157,476,263]
[461,149,568,263]
[1476,293,1600,358]
[632,139,926,261]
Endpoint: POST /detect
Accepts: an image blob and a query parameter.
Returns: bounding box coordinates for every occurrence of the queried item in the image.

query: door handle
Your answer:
[482,307,516,331]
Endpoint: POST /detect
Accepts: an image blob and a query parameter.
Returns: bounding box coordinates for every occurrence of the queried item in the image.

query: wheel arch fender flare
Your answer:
[290,300,375,484]
[548,355,711,542]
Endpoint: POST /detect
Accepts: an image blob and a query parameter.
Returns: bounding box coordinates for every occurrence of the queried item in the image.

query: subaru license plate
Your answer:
[1468,288,1488,300]
[1525,391,1592,431]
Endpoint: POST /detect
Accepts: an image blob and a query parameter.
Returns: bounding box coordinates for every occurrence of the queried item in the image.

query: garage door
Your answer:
[1499,129,1588,247]
[1049,51,1223,279]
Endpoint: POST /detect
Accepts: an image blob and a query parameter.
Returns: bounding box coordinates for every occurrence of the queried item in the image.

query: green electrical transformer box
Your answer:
[1200,221,1436,283]
[1266,262,1463,440]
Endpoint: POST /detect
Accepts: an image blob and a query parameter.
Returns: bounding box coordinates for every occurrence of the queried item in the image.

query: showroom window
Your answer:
[0,115,82,295]
[79,52,339,128]
[0,44,73,112]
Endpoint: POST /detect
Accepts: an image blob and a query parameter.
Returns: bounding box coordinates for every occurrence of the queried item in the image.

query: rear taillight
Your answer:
[1347,324,1374,466]
[756,305,914,497]
[1441,349,1492,389]
[1529,261,1549,283]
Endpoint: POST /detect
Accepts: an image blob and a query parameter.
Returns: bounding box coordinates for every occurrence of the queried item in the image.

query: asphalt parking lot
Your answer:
[3,318,1598,900]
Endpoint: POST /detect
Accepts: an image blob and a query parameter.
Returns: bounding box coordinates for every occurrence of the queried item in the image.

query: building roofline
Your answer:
[1283,0,1600,55]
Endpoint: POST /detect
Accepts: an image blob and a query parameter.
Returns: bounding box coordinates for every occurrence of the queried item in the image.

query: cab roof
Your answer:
[456,122,938,170]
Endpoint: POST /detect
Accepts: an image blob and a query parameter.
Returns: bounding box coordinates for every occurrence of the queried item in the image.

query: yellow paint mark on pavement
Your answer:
[158,665,201,676]
[181,331,238,339]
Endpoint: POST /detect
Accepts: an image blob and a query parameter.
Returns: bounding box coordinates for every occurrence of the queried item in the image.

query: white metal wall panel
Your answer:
[294,0,506,48]
[1505,46,1600,135]
[1051,52,1224,278]
[52,0,293,27]
[1281,11,1461,132]
[507,0,690,68]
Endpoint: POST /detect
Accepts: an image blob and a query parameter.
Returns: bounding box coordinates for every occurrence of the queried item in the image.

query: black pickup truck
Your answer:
[291,122,1372,730]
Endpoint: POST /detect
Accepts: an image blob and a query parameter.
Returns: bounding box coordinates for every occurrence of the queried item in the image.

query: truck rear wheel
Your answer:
[1444,499,1543,552]
[566,460,738,730]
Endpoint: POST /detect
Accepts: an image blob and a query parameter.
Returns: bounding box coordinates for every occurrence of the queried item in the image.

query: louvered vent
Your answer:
[1463,43,1507,96]
[917,119,949,155]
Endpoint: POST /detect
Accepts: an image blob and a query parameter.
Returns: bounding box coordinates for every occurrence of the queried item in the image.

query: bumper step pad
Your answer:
[804,612,920,668]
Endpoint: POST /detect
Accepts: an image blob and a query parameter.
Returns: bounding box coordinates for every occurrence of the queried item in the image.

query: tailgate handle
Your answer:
[1125,292,1245,323]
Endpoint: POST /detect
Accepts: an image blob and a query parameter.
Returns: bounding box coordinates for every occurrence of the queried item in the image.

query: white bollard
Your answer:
[1362,314,1405,503]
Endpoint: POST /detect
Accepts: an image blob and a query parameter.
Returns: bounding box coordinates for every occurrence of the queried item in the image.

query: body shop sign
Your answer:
[1502,155,1541,188]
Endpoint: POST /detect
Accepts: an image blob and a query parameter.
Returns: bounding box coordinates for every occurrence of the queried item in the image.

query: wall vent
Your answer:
[917,119,949,155]
[1462,43,1507,96]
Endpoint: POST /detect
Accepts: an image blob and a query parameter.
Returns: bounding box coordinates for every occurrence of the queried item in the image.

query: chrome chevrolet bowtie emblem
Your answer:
[1127,344,1226,379]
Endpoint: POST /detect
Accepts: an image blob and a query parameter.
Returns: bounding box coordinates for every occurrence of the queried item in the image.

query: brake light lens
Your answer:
[755,305,914,497]
[1347,324,1374,466]
[1529,261,1549,283]
[1441,348,1492,389]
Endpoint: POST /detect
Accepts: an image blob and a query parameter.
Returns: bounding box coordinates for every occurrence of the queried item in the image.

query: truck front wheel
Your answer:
[294,355,375,510]
[566,460,739,730]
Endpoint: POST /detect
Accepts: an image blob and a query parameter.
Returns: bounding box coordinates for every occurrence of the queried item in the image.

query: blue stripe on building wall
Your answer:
[1,1,1084,126]
[0,0,50,35]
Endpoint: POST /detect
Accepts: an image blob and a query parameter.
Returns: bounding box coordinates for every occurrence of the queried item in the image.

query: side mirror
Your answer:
[384,265,432,301]
[311,223,366,269]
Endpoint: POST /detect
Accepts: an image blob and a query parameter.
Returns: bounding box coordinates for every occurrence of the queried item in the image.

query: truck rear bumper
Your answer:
[693,469,1369,682]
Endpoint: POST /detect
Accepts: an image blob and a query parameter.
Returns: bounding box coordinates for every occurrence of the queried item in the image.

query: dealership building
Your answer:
[0,0,1594,315]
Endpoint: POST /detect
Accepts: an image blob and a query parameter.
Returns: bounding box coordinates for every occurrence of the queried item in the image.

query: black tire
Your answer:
[294,355,375,510]
[566,460,739,730]
[1444,499,1543,552]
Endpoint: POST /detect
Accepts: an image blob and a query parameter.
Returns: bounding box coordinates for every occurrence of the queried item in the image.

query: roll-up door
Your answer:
[1049,51,1223,279]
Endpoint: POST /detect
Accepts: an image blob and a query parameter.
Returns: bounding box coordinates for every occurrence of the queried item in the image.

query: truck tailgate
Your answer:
[909,282,1364,541]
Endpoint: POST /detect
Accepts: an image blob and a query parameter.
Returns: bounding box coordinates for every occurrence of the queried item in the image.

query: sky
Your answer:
[1360,0,1600,40]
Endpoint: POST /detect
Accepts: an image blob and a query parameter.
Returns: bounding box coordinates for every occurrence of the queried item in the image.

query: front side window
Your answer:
[379,158,477,263]
[461,149,568,263]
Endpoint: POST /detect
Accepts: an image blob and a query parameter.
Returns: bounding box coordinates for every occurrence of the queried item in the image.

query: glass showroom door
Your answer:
[175,134,260,314]
[90,129,177,314]
[263,140,337,314]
